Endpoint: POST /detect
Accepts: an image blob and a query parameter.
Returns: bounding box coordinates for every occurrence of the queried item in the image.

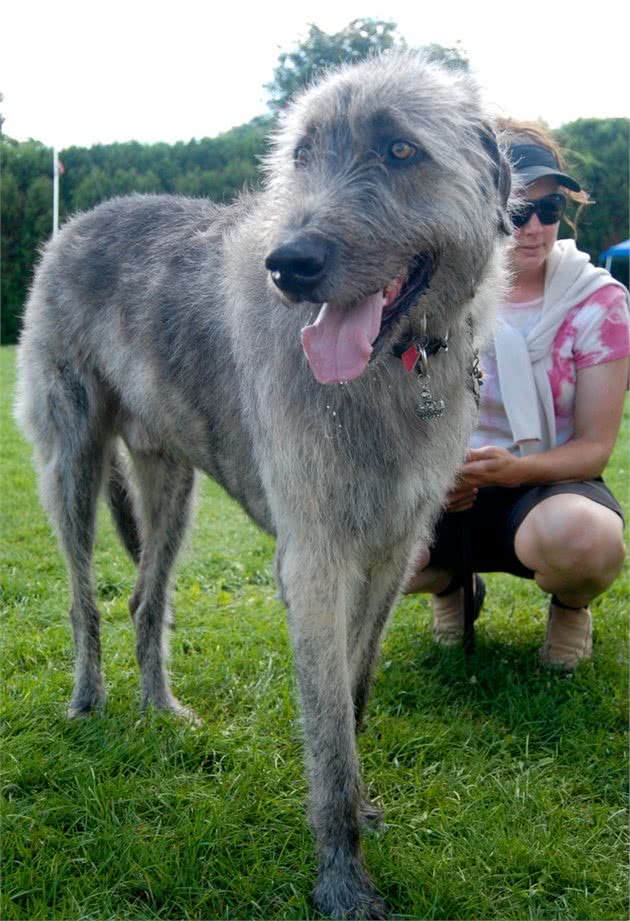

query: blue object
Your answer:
[599,239,630,270]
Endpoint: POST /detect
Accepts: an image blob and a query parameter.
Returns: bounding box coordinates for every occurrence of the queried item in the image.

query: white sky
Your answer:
[2,0,628,150]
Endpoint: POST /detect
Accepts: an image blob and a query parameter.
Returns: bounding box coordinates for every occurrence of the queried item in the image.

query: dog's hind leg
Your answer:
[25,364,110,717]
[106,444,142,565]
[348,541,415,732]
[342,541,415,835]
[279,542,386,920]
[125,449,197,720]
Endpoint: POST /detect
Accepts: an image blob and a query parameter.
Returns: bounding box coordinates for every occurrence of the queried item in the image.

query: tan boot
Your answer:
[539,598,592,671]
[432,575,485,646]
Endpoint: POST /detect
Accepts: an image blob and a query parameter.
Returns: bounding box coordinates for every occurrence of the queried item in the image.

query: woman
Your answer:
[406,119,629,670]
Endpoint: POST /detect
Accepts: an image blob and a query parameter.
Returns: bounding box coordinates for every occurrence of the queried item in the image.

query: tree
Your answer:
[1,138,53,343]
[555,118,629,276]
[0,118,272,342]
[265,19,403,111]
[265,20,470,111]
[421,42,469,72]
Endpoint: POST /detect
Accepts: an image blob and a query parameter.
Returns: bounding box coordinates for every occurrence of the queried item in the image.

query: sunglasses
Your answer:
[512,192,567,229]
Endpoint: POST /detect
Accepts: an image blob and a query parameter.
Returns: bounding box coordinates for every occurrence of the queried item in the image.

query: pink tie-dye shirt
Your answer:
[471,284,630,452]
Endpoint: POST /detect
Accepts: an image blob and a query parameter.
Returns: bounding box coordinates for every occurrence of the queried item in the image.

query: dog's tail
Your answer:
[107,445,142,565]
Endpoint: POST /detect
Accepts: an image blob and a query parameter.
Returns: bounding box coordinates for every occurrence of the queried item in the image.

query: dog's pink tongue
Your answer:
[301,292,386,384]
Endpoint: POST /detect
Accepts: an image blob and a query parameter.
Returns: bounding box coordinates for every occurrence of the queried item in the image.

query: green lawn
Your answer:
[1,345,628,921]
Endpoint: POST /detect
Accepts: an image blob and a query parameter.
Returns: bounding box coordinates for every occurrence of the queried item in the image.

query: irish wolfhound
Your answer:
[16,53,511,918]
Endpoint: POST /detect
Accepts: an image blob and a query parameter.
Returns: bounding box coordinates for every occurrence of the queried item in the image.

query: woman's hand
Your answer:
[459,445,523,488]
[446,445,522,510]
[445,479,478,512]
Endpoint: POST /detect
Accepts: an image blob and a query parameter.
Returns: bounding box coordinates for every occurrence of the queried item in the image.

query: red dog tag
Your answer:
[401,345,420,373]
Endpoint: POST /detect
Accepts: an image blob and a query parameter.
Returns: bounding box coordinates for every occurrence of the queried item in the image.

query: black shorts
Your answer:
[429,478,624,580]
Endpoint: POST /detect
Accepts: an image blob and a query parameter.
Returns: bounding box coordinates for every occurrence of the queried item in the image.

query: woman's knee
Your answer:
[515,496,625,578]
[403,546,452,594]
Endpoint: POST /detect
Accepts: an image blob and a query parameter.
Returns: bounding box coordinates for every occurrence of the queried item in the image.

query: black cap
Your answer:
[509,143,581,192]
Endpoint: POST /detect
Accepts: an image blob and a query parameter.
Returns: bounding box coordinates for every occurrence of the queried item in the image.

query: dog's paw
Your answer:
[67,685,106,719]
[142,693,201,726]
[313,864,387,919]
[168,703,201,726]
[67,703,103,719]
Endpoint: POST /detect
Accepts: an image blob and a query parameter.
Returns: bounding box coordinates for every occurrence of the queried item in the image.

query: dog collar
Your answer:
[392,330,449,375]
[391,313,449,421]
[392,309,449,374]
[389,313,483,421]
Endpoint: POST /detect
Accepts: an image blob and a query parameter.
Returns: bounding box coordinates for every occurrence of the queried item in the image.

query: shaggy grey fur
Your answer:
[15,53,511,918]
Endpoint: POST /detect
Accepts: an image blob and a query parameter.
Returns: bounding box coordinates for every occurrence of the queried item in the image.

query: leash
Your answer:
[461,511,476,654]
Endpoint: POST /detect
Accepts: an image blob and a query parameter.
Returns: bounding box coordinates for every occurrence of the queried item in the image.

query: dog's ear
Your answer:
[479,124,512,236]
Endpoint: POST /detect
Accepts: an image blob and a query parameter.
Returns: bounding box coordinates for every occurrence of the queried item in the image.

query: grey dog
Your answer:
[16,53,511,918]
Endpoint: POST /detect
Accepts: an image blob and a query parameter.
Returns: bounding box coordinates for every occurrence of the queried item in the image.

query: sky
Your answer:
[2,0,627,150]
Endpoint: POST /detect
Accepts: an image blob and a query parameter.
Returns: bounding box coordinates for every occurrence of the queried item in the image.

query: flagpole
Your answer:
[53,147,59,237]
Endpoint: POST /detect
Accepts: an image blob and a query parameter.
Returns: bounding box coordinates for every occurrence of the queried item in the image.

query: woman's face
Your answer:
[511,176,561,277]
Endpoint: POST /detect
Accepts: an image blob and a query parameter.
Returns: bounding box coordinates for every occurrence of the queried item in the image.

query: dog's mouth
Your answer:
[301,254,434,385]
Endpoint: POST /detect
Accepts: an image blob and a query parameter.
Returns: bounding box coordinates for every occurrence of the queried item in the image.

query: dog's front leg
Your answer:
[279,543,386,920]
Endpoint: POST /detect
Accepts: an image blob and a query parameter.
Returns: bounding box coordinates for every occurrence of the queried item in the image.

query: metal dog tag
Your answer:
[415,381,445,421]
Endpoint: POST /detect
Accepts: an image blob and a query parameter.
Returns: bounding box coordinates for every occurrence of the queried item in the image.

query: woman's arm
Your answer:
[459,357,629,487]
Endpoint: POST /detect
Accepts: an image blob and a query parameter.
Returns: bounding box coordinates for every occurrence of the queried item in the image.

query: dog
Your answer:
[15,52,511,918]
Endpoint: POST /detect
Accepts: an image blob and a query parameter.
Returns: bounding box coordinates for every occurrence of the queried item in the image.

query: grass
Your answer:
[1,344,628,920]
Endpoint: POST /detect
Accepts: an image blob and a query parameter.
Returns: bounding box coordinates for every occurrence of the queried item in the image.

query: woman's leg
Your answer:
[514,493,625,668]
[402,546,451,594]
[405,488,625,658]
[514,494,625,607]
[403,534,485,646]
[404,487,517,599]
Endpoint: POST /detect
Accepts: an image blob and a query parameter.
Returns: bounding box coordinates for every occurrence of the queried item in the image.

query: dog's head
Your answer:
[261,52,512,384]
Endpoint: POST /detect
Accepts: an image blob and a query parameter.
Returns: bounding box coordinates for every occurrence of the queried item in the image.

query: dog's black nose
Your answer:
[265,235,329,299]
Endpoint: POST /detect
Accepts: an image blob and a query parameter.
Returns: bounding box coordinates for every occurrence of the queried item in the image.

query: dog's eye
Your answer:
[389,140,418,161]
[294,145,311,167]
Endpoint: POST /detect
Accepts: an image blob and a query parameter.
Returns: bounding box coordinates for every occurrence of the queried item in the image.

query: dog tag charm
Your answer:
[415,380,445,421]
